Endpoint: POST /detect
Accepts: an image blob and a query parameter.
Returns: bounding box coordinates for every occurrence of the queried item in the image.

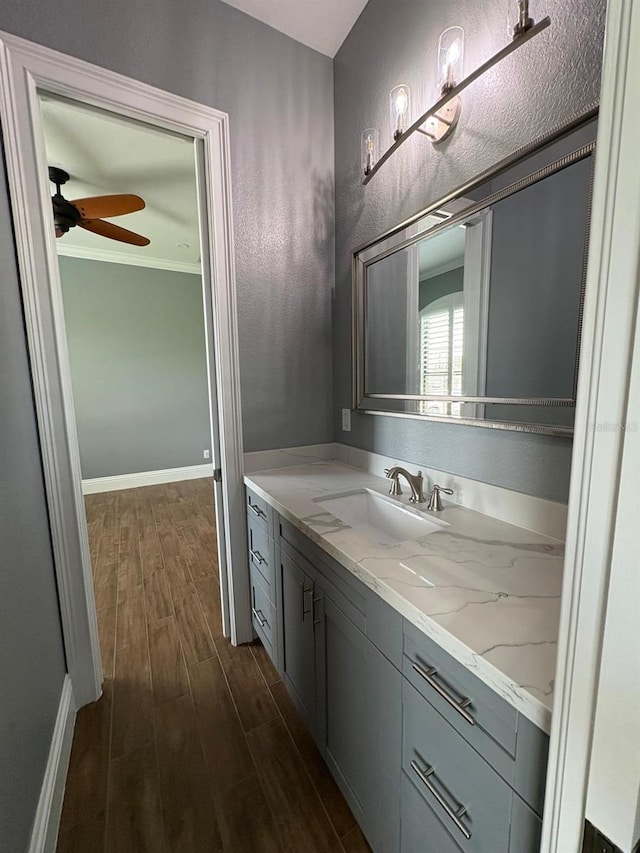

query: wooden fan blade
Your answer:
[71,194,145,220]
[79,218,150,246]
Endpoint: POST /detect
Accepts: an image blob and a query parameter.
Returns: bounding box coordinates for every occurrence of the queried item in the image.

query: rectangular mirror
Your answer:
[353,113,597,435]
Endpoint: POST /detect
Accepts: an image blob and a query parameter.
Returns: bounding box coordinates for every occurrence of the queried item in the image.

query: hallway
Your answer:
[56,479,369,852]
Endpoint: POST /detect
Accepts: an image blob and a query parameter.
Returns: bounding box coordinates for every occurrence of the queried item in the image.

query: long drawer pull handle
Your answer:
[313,595,323,626]
[410,759,471,840]
[412,661,474,725]
[252,607,267,628]
[249,548,265,565]
[249,503,266,520]
[301,584,313,619]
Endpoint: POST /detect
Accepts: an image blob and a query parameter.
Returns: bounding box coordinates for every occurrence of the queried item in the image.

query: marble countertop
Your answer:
[245,461,564,733]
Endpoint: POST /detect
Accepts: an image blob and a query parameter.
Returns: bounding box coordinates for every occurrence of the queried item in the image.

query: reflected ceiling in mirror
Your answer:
[353,109,598,436]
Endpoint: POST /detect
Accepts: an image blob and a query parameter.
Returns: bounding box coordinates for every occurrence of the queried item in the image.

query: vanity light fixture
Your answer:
[390,85,411,141]
[508,0,535,38]
[361,0,550,184]
[361,128,379,177]
[421,26,464,144]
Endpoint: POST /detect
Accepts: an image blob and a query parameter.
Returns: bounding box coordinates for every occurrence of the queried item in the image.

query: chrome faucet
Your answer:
[384,467,426,503]
[427,484,454,512]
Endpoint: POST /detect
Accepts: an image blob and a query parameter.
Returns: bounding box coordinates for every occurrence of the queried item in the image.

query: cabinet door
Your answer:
[317,596,402,852]
[280,550,317,732]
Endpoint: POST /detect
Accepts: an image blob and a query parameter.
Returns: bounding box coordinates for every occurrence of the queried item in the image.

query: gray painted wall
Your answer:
[59,257,211,479]
[420,267,464,312]
[0,157,67,851]
[0,0,335,453]
[334,0,606,502]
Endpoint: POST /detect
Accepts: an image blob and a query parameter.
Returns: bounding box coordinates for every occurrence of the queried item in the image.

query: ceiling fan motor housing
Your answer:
[52,194,81,235]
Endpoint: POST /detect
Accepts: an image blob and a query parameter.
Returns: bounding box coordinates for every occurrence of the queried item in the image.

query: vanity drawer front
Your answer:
[400,773,468,853]
[250,564,275,654]
[246,487,270,531]
[247,513,274,592]
[403,620,518,762]
[402,678,513,853]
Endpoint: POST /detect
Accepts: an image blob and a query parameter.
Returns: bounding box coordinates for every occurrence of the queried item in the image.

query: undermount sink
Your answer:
[315,488,449,546]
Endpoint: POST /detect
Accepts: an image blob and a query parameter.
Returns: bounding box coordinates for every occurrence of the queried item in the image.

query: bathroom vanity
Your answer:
[244,460,562,852]
[239,108,599,852]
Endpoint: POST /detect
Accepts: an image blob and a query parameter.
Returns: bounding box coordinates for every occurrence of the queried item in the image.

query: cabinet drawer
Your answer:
[250,564,275,653]
[509,793,543,853]
[246,487,270,532]
[247,513,274,592]
[402,678,513,853]
[403,620,517,761]
[400,773,466,853]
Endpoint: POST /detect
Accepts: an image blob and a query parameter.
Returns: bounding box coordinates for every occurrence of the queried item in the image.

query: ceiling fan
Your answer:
[49,166,150,246]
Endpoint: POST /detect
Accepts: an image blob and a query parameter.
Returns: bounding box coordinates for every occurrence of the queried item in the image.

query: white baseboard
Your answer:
[28,675,76,853]
[82,464,214,494]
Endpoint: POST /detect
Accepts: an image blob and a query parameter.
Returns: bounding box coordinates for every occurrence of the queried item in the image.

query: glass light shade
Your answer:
[390,85,411,140]
[437,26,464,94]
[361,128,379,176]
[507,0,534,38]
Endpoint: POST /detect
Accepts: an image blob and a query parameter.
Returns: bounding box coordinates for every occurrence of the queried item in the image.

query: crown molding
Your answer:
[56,243,202,275]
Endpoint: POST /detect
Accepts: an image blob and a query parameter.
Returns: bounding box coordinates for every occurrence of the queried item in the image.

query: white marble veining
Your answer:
[244,460,565,733]
[244,443,338,474]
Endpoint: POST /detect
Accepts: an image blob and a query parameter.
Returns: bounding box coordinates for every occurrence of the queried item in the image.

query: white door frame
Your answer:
[541,0,640,849]
[0,30,252,710]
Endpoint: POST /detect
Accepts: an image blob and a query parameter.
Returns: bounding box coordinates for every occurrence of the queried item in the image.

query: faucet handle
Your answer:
[427,484,454,512]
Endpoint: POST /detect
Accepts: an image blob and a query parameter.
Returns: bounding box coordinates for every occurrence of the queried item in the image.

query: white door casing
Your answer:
[0,30,250,708]
[541,0,640,850]
[461,209,491,419]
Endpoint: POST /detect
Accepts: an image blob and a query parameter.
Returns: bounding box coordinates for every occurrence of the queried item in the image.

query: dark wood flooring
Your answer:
[56,478,370,853]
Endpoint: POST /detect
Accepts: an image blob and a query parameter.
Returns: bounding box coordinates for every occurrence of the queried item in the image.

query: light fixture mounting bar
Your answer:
[362,16,551,185]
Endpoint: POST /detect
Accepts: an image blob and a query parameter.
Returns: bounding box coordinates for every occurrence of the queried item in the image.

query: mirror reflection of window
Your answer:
[419,292,463,416]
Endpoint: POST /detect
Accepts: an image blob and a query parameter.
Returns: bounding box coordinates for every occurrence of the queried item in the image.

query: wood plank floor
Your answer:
[56,478,371,853]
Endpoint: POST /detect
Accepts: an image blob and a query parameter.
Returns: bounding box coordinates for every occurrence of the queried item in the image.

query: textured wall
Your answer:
[0,0,335,452]
[334,0,606,502]
[59,257,211,479]
[0,159,67,852]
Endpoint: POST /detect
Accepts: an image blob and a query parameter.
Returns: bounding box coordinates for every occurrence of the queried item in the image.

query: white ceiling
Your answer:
[419,227,466,280]
[220,0,368,57]
[40,95,201,272]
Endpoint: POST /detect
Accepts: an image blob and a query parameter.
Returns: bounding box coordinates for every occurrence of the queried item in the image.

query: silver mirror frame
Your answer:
[352,102,599,437]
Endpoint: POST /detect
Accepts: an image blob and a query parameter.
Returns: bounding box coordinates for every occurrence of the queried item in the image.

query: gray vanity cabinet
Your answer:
[276,516,402,853]
[244,489,548,853]
[246,487,280,667]
[316,595,402,852]
[400,774,465,853]
[402,677,513,852]
[280,549,320,733]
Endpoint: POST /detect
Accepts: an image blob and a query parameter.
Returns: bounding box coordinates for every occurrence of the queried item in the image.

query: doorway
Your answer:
[0,31,250,711]
[39,91,230,701]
